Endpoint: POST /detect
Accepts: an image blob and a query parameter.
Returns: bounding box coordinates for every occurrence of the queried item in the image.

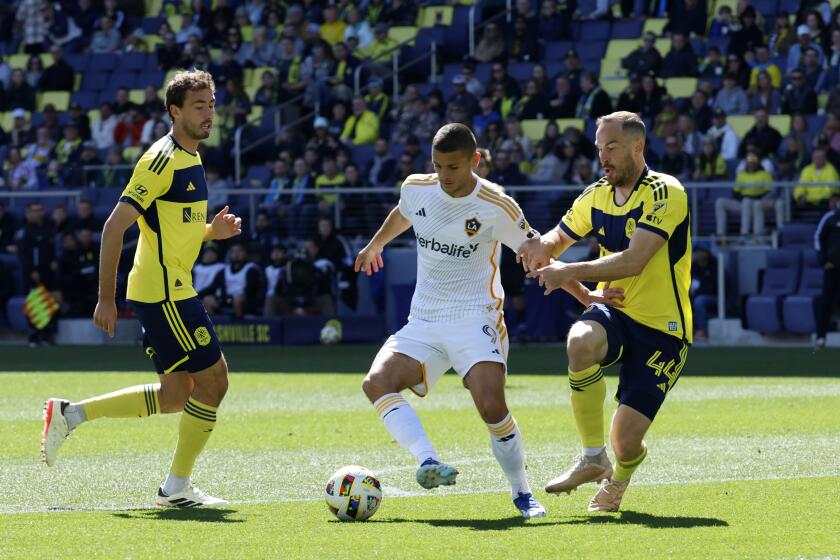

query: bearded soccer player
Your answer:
[41,70,242,507]
[519,111,691,512]
[355,124,621,519]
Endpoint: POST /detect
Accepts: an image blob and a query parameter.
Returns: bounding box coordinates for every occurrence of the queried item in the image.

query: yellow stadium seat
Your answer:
[388,26,418,46]
[164,69,180,87]
[74,73,82,90]
[36,91,70,112]
[769,114,791,136]
[247,67,275,88]
[713,0,739,15]
[166,14,183,32]
[129,89,145,105]
[417,6,453,27]
[241,25,253,42]
[602,78,629,99]
[251,105,264,123]
[818,93,829,110]
[41,53,54,67]
[664,77,697,98]
[643,18,668,36]
[87,109,101,124]
[8,54,27,69]
[245,83,261,101]
[144,0,163,16]
[727,115,754,138]
[1,112,13,130]
[143,34,164,50]
[605,39,640,61]
[600,59,627,80]
[205,123,221,147]
[554,118,585,133]
[122,146,142,164]
[209,48,222,61]
[521,119,547,141]
[654,38,671,56]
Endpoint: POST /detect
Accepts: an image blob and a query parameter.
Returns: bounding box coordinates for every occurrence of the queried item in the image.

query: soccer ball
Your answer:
[325,465,382,521]
[320,319,343,345]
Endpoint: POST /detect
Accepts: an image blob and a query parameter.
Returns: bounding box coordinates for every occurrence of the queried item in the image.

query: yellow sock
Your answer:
[568,364,606,448]
[170,397,218,478]
[80,384,159,420]
[614,444,647,482]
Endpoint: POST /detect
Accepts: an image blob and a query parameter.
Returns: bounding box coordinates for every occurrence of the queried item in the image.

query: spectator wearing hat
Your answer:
[54,123,83,168]
[716,151,779,236]
[616,77,644,114]
[341,96,379,146]
[706,108,740,160]
[782,69,819,114]
[788,24,826,70]
[715,73,749,115]
[664,0,706,37]
[729,7,765,58]
[795,147,840,210]
[9,108,33,149]
[38,44,74,92]
[364,79,389,121]
[74,141,102,186]
[449,74,480,118]
[308,116,341,158]
[621,32,663,78]
[575,72,612,120]
[661,32,699,78]
[562,50,584,95]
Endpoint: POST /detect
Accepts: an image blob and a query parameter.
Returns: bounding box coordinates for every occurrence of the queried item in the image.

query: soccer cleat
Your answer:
[544,451,613,494]
[155,484,229,508]
[513,492,547,519]
[588,478,629,512]
[415,458,459,489]
[41,398,71,467]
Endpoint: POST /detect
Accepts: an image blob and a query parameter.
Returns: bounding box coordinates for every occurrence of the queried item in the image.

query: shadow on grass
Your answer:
[365,510,728,531]
[112,508,244,523]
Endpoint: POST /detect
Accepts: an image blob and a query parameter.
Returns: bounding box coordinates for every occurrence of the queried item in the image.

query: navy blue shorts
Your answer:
[129,297,222,375]
[578,303,688,420]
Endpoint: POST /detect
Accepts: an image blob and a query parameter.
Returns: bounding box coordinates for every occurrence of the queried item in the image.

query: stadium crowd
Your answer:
[1,0,840,342]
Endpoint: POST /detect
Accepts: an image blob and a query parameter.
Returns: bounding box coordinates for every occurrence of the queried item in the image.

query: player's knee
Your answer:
[159,382,190,413]
[611,432,644,462]
[362,370,393,401]
[476,396,508,424]
[566,323,606,370]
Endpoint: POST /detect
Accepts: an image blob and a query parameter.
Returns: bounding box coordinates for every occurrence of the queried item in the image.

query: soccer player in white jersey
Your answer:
[355,124,622,519]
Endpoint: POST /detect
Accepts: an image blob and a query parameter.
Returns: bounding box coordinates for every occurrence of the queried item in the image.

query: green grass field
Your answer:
[1,347,838,559]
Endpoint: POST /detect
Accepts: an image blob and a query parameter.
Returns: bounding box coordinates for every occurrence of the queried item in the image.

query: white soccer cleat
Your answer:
[513,492,547,519]
[42,398,71,467]
[415,458,459,489]
[155,484,229,508]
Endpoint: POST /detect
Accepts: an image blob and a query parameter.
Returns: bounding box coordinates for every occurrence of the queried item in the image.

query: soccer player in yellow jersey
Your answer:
[41,71,243,507]
[518,112,692,512]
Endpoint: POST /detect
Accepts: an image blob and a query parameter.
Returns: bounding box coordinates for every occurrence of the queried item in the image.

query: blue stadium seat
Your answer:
[243,165,271,189]
[706,36,730,55]
[440,25,469,61]
[71,90,99,111]
[611,19,643,40]
[753,0,778,19]
[507,62,534,82]
[782,250,823,333]
[65,53,90,72]
[141,17,165,34]
[5,296,29,332]
[573,20,610,41]
[136,70,165,89]
[121,53,147,72]
[745,249,801,333]
[0,254,24,296]
[778,0,798,12]
[90,53,119,72]
[779,222,817,249]
[108,71,138,91]
[544,41,574,63]
[352,145,377,171]
[690,38,706,57]
[83,73,109,91]
[577,40,607,61]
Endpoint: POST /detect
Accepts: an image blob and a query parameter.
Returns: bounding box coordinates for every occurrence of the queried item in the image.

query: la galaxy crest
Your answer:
[465,217,482,237]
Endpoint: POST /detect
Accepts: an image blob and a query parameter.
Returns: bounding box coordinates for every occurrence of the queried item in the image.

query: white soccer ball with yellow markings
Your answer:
[325,465,382,521]
[320,319,343,345]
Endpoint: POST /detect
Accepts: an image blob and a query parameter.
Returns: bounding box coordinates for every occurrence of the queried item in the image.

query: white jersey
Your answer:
[398,173,536,323]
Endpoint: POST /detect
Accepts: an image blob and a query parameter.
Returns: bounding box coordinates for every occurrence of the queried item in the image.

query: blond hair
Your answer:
[164,70,215,121]
[596,111,646,140]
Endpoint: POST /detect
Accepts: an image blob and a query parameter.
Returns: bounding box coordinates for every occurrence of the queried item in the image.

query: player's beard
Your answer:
[603,154,634,188]
[186,120,212,140]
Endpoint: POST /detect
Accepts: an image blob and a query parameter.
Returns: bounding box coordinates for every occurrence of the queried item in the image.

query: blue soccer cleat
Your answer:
[415,458,459,489]
[514,492,547,519]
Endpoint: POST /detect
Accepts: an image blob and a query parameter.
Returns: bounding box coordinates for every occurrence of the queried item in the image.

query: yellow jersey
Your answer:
[119,135,208,304]
[560,167,693,342]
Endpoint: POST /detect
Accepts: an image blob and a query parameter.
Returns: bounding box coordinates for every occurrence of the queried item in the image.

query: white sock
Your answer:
[584,446,606,457]
[373,393,438,465]
[162,473,190,495]
[64,403,86,431]
[487,413,531,498]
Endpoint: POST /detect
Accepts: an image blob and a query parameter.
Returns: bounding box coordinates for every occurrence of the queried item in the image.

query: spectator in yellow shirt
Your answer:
[341,96,380,146]
[319,5,347,46]
[315,157,346,208]
[363,23,398,65]
[716,152,782,236]
[748,45,782,89]
[795,147,840,208]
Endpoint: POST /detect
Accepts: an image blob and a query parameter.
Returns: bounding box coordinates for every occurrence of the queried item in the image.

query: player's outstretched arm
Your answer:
[517,225,574,272]
[204,205,242,241]
[354,206,412,276]
[93,202,141,337]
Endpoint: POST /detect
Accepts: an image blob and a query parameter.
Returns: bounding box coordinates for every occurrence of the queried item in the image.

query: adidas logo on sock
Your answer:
[415,208,427,217]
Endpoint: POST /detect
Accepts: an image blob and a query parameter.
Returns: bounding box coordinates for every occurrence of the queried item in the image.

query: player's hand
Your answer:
[526,260,573,296]
[516,236,552,272]
[93,300,118,338]
[585,285,625,308]
[210,205,242,240]
[354,242,385,276]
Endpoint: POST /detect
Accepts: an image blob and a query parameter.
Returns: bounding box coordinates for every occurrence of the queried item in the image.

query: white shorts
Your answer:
[376,313,509,397]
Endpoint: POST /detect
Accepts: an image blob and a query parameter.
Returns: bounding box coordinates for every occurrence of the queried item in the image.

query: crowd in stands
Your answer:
[1,0,840,341]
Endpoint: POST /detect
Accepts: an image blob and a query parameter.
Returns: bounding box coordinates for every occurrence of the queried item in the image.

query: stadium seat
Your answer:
[0,254,24,297]
[611,19,643,39]
[36,91,70,112]
[5,296,28,332]
[577,40,607,61]
[726,115,754,138]
[602,78,629,99]
[605,39,639,61]
[121,53,147,72]
[70,91,99,111]
[166,14,183,32]
[543,41,574,62]
[243,165,271,189]
[706,36,730,55]
[109,71,139,91]
[768,114,791,136]
[642,18,668,36]
[777,0,799,14]
[599,59,627,80]
[136,70,165,89]
[752,0,779,19]
[417,5,453,27]
[141,16,165,34]
[90,53,119,72]
[65,53,90,72]
[351,145,376,171]
[665,77,697,99]
[128,89,145,105]
[507,62,534,82]
[745,249,801,334]
[521,119,547,141]
[576,20,611,41]
[654,38,671,56]
[782,250,823,334]
[388,26,418,46]
[779,223,818,249]
[83,72,108,92]
[122,146,142,164]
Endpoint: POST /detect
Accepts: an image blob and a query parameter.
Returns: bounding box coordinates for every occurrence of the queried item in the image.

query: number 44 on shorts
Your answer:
[646,348,686,394]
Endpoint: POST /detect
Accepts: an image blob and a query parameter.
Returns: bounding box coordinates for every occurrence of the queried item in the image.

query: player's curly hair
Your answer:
[165,70,215,121]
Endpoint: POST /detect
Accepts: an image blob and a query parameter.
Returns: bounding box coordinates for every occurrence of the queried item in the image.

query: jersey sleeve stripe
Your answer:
[119,195,144,214]
[558,221,583,241]
[479,187,520,217]
[402,182,437,188]
[637,221,669,240]
[477,193,518,222]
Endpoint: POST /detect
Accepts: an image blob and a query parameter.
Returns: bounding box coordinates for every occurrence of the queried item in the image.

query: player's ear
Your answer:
[471,151,481,168]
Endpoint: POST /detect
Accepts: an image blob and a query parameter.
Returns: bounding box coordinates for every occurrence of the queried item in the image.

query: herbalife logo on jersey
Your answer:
[417,236,479,258]
[182,207,206,223]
